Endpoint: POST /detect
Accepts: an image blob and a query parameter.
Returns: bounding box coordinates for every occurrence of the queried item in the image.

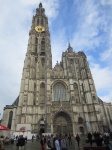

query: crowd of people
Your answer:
[87,131,112,150]
[0,131,112,150]
[39,131,112,150]
[40,133,69,150]
[39,133,81,150]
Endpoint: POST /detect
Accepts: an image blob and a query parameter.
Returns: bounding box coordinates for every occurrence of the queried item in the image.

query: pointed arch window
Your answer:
[34,83,36,105]
[35,38,38,54]
[40,38,45,56]
[41,38,45,52]
[40,83,45,102]
[7,111,13,129]
[41,58,45,66]
[73,83,80,102]
[81,83,86,103]
[53,83,66,101]
[41,18,44,26]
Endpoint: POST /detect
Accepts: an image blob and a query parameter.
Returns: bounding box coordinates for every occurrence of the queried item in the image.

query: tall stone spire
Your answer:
[67,42,73,53]
[16,3,52,126]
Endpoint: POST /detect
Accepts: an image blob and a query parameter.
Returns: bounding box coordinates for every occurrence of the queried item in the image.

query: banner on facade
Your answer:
[16,123,31,131]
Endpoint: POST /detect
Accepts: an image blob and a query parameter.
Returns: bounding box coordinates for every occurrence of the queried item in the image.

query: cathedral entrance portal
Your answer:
[53,111,73,135]
[39,128,45,135]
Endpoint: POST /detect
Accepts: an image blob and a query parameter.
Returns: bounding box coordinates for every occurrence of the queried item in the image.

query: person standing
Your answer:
[55,137,61,150]
[47,137,52,150]
[32,135,35,142]
[68,133,72,146]
[0,135,5,150]
[76,134,80,147]
[87,132,93,146]
[16,135,26,150]
[60,136,67,150]
[16,135,18,141]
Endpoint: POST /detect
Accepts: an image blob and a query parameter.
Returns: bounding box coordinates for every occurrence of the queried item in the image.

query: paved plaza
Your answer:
[4,136,100,150]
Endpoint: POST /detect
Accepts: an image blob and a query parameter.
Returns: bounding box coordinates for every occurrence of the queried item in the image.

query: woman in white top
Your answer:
[61,136,67,150]
[55,137,61,150]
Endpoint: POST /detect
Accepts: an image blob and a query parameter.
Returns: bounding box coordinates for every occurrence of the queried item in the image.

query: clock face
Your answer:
[35,26,45,32]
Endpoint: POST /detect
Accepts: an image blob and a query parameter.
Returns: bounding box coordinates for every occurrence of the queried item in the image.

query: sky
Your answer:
[0,0,112,119]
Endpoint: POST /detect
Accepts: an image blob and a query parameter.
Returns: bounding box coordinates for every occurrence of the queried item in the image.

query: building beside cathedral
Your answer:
[1,3,112,136]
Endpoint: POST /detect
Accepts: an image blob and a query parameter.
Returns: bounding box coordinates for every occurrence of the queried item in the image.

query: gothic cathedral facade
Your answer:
[2,3,112,135]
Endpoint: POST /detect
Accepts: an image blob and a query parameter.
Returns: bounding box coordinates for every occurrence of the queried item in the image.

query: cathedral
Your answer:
[2,3,112,136]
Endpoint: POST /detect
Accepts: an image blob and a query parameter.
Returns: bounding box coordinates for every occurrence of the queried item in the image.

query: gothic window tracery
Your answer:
[81,84,86,103]
[8,111,13,129]
[35,37,38,54]
[73,83,80,102]
[40,83,45,102]
[41,18,43,25]
[41,38,45,51]
[41,38,45,56]
[41,58,45,66]
[34,83,36,105]
[53,83,66,101]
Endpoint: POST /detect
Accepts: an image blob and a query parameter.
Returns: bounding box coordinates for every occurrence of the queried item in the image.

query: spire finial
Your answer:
[67,41,73,53]
[68,42,71,48]
[39,2,42,8]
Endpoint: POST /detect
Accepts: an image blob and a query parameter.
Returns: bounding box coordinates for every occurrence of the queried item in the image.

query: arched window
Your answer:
[34,83,36,105]
[41,58,45,66]
[41,38,45,56]
[74,83,80,102]
[81,83,86,103]
[35,38,38,54]
[41,18,43,25]
[40,83,45,102]
[78,117,83,124]
[41,38,45,51]
[8,111,13,129]
[53,83,66,101]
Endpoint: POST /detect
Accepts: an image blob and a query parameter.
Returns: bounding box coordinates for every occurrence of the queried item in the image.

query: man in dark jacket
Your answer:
[87,132,93,146]
[16,135,25,150]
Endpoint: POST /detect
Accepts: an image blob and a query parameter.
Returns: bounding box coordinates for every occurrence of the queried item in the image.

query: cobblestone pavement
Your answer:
[4,136,100,150]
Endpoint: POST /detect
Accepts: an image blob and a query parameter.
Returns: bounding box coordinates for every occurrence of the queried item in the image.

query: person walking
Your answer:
[40,135,46,150]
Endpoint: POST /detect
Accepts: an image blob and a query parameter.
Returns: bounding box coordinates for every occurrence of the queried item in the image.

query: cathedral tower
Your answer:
[17,3,52,133]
